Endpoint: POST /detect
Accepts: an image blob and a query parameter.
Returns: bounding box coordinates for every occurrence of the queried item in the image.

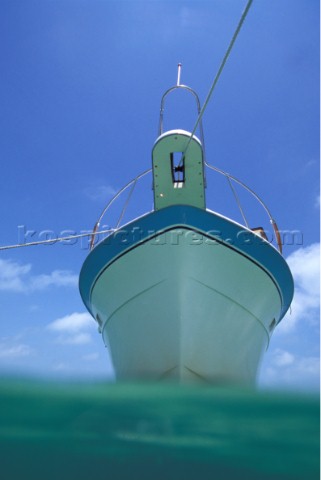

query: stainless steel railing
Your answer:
[89,163,283,254]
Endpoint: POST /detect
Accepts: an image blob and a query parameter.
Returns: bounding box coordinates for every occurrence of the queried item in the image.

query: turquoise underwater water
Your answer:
[0,380,319,480]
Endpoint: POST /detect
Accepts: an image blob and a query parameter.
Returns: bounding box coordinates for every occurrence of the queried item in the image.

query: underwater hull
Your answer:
[79,206,293,385]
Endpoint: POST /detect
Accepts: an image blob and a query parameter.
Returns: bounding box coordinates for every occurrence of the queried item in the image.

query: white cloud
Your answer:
[278,243,320,333]
[83,352,99,361]
[48,312,94,333]
[272,348,295,367]
[56,333,92,346]
[47,312,95,346]
[0,259,31,292]
[52,362,70,372]
[0,342,33,359]
[260,350,320,391]
[84,184,117,202]
[0,259,77,293]
[30,270,78,290]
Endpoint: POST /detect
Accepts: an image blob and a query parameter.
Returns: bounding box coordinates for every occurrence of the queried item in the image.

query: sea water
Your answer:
[0,380,319,479]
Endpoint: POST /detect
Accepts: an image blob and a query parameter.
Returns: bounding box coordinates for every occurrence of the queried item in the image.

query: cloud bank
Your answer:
[278,243,320,333]
[0,342,33,359]
[260,243,320,391]
[261,348,319,391]
[0,259,78,293]
[47,312,96,346]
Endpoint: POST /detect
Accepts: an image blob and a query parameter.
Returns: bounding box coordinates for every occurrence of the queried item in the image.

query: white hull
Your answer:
[89,228,282,385]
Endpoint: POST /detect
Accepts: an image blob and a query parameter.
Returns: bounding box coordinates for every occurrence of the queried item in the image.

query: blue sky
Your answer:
[0,0,319,391]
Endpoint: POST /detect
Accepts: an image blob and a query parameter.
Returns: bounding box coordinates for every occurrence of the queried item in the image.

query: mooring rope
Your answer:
[181,0,254,161]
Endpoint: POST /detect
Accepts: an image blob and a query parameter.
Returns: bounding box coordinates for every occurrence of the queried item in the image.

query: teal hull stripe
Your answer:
[79,205,294,320]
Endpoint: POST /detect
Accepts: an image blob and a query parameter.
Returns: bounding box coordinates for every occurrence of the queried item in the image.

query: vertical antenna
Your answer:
[177,63,182,86]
